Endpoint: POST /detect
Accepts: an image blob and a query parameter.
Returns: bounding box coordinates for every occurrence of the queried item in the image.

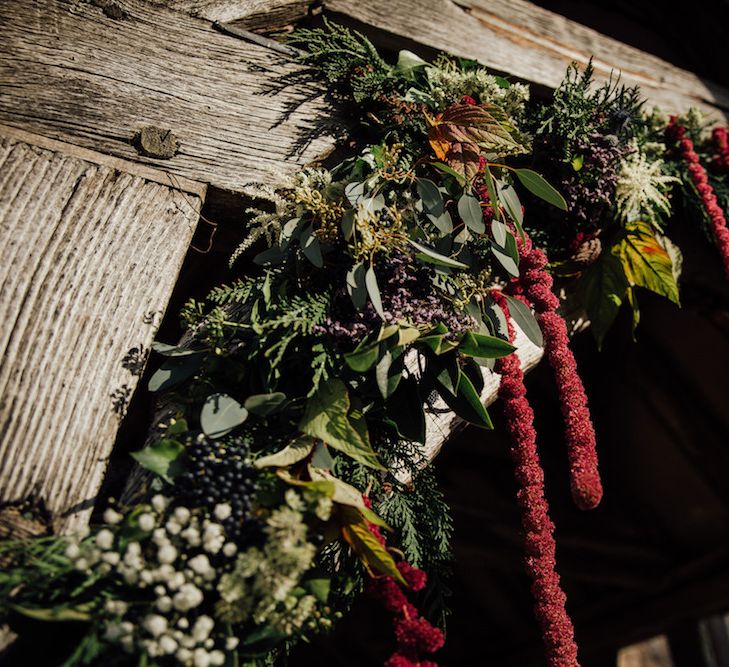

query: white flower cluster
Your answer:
[425,61,529,119]
[64,497,239,667]
[615,144,679,222]
[217,490,322,634]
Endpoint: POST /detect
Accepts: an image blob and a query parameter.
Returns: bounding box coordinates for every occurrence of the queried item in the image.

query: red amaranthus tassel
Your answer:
[667,119,729,276]
[513,238,603,511]
[710,126,729,174]
[492,290,580,667]
[363,498,445,666]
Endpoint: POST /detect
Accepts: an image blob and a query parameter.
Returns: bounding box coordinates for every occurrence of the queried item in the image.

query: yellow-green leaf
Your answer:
[254,436,314,468]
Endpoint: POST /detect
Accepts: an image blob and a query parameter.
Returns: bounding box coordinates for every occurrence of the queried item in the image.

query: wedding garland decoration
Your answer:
[2,20,729,667]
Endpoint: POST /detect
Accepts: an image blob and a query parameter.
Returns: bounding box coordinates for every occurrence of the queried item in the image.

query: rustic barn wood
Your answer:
[168,0,310,29]
[0,0,337,194]
[0,130,201,534]
[323,0,729,119]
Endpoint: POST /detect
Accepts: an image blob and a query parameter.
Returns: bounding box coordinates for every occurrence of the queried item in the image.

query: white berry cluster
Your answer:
[64,496,239,667]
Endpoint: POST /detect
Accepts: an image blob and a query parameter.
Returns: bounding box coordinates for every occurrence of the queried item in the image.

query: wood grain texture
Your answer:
[167,0,310,27]
[324,0,729,118]
[0,134,201,533]
[0,0,337,194]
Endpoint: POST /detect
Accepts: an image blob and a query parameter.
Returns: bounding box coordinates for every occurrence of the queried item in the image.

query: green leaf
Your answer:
[299,379,384,470]
[10,604,92,622]
[482,165,501,221]
[431,161,466,183]
[300,225,323,268]
[200,393,248,439]
[244,392,287,416]
[254,436,313,468]
[151,342,203,358]
[365,266,385,319]
[345,181,366,206]
[409,239,469,269]
[397,326,420,347]
[491,219,507,247]
[131,438,184,483]
[148,355,202,392]
[438,370,493,429]
[346,262,367,311]
[491,235,519,276]
[504,295,543,347]
[341,209,355,240]
[514,168,567,211]
[458,193,485,234]
[426,210,453,235]
[613,220,680,304]
[496,179,525,241]
[581,252,629,348]
[304,577,331,604]
[167,418,188,436]
[416,178,445,215]
[253,246,285,266]
[339,506,407,586]
[459,331,516,358]
[311,441,335,469]
[571,155,584,171]
[376,350,401,399]
[396,49,429,76]
[344,341,380,372]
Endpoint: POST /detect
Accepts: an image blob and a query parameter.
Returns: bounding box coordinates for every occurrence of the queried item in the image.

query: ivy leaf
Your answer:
[131,438,184,483]
[505,295,543,347]
[254,436,313,468]
[408,239,469,269]
[200,393,248,439]
[458,193,485,233]
[339,506,407,586]
[365,266,385,319]
[244,392,287,416]
[581,252,629,348]
[299,379,384,470]
[613,220,680,304]
[514,168,567,211]
[459,331,516,358]
[148,355,202,392]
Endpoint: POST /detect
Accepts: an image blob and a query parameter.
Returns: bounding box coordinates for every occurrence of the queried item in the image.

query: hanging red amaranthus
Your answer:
[710,126,729,174]
[667,119,729,276]
[492,290,580,667]
[363,498,445,667]
[510,238,603,511]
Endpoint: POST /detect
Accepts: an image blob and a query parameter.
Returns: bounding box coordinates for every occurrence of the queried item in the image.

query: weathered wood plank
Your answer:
[167,0,310,28]
[324,0,729,118]
[0,0,337,194]
[0,133,201,533]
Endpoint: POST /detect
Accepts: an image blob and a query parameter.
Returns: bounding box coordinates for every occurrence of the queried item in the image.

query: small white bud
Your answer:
[158,635,178,655]
[151,495,169,513]
[74,558,89,571]
[213,503,231,521]
[173,506,191,525]
[209,650,225,666]
[192,615,214,643]
[138,513,156,532]
[143,614,168,638]
[64,543,81,560]
[225,637,239,650]
[157,544,178,564]
[156,596,173,613]
[222,543,237,558]
[103,508,124,525]
[101,551,120,566]
[193,648,211,667]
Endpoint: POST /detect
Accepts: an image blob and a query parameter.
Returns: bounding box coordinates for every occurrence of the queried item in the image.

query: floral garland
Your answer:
[2,21,728,667]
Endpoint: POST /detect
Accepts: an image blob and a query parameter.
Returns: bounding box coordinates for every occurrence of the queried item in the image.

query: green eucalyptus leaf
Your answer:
[514,168,567,211]
[431,161,466,183]
[504,296,544,347]
[416,178,444,215]
[458,193,485,234]
[490,219,507,247]
[253,246,285,266]
[496,179,525,240]
[345,181,366,206]
[148,355,202,393]
[244,392,287,416]
[131,438,184,483]
[311,441,335,469]
[346,262,367,311]
[427,210,453,235]
[409,239,469,269]
[200,393,248,439]
[396,49,429,76]
[375,351,402,399]
[300,226,323,268]
[482,165,500,220]
[344,342,380,372]
[341,209,355,241]
[491,236,519,277]
[365,266,385,319]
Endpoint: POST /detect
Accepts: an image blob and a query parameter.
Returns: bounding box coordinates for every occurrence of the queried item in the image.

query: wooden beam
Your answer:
[167,0,310,29]
[0,0,336,195]
[0,129,201,533]
[323,0,729,119]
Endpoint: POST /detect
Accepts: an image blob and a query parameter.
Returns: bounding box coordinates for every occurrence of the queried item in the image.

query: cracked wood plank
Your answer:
[0,130,201,534]
[324,0,729,118]
[167,0,311,29]
[0,0,337,194]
